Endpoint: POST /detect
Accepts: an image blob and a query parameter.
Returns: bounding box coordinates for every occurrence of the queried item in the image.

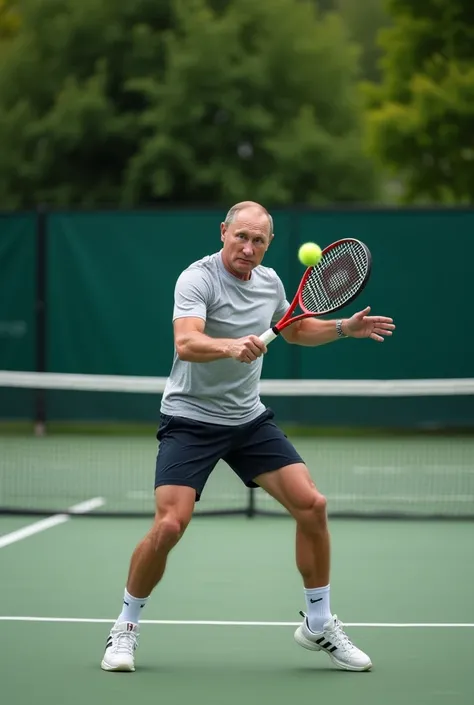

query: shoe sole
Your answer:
[100,659,135,672]
[294,627,372,672]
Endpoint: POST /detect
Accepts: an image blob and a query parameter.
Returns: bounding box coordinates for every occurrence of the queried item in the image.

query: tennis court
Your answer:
[1,514,473,705]
[1,386,473,705]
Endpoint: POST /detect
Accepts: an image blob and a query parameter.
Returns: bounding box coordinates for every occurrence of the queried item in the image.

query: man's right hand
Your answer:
[227,336,268,364]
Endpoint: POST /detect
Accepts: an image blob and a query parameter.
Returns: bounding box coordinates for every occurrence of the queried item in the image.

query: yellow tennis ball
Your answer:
[298,242,322,267]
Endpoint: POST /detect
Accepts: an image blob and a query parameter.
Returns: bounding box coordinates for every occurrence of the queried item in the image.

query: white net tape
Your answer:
[1,371,474,396]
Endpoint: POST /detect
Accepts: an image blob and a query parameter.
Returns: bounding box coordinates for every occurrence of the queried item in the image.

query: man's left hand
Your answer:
[344,306,395,342]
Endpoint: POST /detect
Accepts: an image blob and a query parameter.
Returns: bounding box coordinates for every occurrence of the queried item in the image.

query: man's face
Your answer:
[220,208,273,278]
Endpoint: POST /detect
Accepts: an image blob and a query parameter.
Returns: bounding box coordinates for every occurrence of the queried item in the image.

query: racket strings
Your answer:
[301,241,369,313]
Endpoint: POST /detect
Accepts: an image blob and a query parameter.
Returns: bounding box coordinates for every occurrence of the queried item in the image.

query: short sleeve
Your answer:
[173,268,210,322]
[271,275,290,325]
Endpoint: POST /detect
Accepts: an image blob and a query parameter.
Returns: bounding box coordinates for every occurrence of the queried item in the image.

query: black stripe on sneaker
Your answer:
[322,640,332,649]
[316,637,325,645]
[329,645,337,653]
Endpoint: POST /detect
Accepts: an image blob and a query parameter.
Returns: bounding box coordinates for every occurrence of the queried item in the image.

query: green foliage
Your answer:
[366,0,474,203]
[328,0,391,83]
[0,0,376,208]
[0,0,20,40]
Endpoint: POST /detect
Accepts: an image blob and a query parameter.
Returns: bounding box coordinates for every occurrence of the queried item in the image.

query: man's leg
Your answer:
[125,485,196,600]
[101,485,195,672]
[101,413,234,673]
[254,464,331,623]
[226,411,329,608]
[255,463,372,671]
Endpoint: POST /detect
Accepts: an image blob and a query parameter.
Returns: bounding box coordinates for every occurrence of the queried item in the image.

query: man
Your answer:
[101,201,395,673]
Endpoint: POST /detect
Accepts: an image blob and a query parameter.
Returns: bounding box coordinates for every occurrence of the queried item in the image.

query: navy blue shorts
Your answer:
[154,408,303,500]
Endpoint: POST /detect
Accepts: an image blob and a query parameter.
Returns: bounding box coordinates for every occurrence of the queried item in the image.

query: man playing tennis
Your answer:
[101,201,395,673]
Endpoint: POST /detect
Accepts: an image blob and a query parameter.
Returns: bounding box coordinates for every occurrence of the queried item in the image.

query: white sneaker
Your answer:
[294,611,372,671]
[101,621,139,672]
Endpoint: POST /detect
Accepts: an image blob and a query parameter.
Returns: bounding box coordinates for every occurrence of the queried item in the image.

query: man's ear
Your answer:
[220,222,226,243]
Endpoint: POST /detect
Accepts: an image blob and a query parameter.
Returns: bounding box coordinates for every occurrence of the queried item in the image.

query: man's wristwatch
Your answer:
[336,319,347,338]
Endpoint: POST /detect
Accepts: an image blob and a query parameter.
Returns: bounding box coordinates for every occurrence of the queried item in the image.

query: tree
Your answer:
[0,0,377,208]
[333,0,391,83]
[0,0,171,207]
[365,0,474,204]
[0,0,20,40]
[315,0,391,83]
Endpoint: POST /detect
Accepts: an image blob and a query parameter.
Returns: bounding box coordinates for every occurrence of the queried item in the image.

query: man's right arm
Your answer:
[174,318,266,364]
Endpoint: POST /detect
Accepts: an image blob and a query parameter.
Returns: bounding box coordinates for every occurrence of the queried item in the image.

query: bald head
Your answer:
[224,201,273,237]
[220,201,273,279]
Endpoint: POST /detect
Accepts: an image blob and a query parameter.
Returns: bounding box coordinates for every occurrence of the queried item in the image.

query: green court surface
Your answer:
[1,516,473,705]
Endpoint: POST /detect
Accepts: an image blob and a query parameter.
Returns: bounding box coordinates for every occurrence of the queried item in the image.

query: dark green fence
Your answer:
[1,207,473,428]
[0,214,36,372]
[46,210,295,380]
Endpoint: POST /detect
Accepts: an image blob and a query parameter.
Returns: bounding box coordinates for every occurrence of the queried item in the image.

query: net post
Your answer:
[246,487,256,517]
[34,205,47,437]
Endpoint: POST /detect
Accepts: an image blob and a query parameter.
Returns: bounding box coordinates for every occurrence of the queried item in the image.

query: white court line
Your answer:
[0,616,472,628]
[68,498,105,514]
[0,497,105,549]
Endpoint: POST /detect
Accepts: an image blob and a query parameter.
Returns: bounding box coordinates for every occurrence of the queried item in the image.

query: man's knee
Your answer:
[149,514,188,552]
[150,485,195,550]
[296,489,327,529]
[312,491,327,516]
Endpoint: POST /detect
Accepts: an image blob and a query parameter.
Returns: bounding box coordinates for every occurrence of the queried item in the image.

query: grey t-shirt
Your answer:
[160,251,289,425]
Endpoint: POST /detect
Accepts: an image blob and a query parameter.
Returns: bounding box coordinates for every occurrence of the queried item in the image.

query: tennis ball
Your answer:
[298,242,322,267]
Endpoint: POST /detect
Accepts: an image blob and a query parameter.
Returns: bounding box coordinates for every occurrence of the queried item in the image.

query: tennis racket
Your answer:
[259,238,372,346]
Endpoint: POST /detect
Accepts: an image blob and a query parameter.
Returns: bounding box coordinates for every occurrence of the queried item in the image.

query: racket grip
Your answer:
[259,328,278,346]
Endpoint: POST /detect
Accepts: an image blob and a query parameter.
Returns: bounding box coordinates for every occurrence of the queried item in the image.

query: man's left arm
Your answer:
[281,306,395,346]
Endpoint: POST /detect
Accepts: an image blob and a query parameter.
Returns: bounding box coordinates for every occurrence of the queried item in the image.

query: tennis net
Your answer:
[1,371,473,519]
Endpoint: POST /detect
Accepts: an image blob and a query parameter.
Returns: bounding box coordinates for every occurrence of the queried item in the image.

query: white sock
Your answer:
[117,589,149,625]
[304,584,332,633]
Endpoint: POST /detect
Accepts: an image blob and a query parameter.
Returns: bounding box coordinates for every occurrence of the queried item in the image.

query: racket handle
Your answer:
[259,328,279,346]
